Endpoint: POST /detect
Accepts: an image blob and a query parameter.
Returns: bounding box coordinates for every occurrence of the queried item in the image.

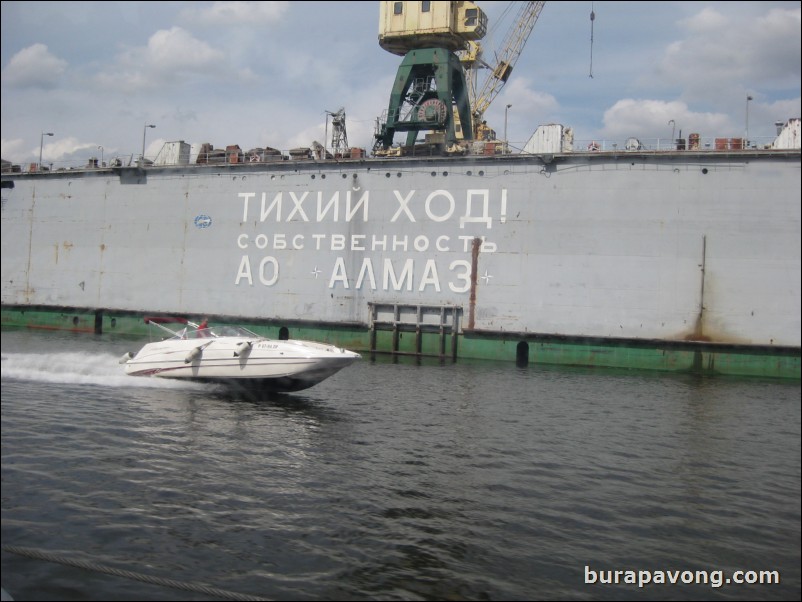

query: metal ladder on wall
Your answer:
[368,303,461,360]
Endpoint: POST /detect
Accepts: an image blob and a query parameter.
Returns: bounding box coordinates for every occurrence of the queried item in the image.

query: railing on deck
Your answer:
[4,134,793,174]
[563,135,776,154]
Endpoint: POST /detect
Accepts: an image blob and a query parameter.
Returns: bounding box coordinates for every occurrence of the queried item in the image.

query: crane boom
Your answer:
[470,1,545,129]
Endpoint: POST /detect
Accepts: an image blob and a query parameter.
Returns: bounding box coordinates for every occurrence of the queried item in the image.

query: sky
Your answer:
[1,1,800,168]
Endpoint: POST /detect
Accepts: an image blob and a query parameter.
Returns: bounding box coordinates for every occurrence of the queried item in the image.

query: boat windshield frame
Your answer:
[169,325,263,340]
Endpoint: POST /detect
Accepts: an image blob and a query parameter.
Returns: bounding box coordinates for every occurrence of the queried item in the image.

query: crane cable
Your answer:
[589,2,595,78]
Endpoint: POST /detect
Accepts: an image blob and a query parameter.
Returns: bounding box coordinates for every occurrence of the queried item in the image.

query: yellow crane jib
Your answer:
[468,1,545,136]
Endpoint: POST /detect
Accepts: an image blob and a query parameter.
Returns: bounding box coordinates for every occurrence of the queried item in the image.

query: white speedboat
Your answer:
[121,318,360,392]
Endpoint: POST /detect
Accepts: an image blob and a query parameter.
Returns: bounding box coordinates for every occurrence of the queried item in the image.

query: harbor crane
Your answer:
[373,1,488,153]
[373,1,543,153]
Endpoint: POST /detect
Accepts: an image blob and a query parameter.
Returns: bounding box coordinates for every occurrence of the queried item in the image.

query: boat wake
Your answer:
[0,351,207,390]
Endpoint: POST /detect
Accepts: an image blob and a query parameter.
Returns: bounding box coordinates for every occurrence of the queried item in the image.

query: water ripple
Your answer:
[2,330,800,601]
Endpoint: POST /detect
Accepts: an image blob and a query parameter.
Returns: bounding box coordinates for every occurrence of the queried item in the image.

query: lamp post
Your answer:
[745,95,753,147]
[98,145,104,167]
[142,123,156,165]
[668,119,676,150]
[39,131,54,171]
[504,104,512,154]
[325,111,331,159]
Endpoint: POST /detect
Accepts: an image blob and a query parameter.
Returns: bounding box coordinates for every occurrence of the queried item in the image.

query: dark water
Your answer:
[1,329,800,601]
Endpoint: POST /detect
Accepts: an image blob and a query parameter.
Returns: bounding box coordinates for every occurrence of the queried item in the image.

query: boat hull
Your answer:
[124,337,360,391]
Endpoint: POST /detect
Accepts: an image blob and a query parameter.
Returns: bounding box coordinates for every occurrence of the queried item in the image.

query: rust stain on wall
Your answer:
[468,237,481,330]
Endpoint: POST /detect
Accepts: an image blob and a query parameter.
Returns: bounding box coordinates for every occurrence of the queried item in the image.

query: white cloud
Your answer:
[748,7,802,85]
[601,99,729,140]
[679,7,728,33]
[1,43,67,89]
[188,1,289,26]
[143,27,225,73]
[656,5,801,100]
[500,77,559,114]
[93,27,234,93]
[30,136,94,166]
[1,138,27,162]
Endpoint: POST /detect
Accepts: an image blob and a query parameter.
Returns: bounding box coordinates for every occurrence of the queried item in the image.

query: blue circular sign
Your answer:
[194,214,212,228]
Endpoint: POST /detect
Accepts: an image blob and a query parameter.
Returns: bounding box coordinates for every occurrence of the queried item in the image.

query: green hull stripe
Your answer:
[3,307,799,380]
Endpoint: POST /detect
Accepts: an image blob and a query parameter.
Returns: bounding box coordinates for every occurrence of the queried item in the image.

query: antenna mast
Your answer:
[327,108,349,156]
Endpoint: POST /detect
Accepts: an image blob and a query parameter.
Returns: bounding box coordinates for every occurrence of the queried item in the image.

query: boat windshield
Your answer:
[213,325,261,337]
[166,325,262,340]
[170,325,261,339]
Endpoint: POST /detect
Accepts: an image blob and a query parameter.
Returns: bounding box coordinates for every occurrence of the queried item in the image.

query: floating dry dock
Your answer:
[2,120,800,379]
